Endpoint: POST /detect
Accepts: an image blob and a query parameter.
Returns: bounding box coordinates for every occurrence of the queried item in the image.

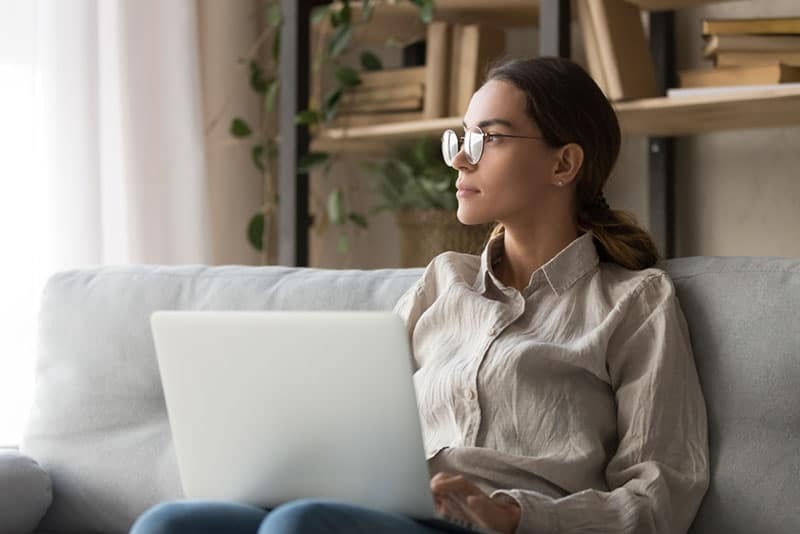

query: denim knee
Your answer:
[258,499,343,534]
[131,501,194,534]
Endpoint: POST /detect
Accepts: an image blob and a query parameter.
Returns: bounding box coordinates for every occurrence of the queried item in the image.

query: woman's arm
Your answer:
[492,275,710,533]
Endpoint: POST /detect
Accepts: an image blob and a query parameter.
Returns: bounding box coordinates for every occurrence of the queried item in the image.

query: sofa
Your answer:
[1,256,798,534]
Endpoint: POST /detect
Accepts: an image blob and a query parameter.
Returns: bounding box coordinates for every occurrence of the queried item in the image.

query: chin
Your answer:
[456,206,492,226]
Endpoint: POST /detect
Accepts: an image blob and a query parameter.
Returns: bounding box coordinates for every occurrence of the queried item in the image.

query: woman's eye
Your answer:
[486,134,499,142]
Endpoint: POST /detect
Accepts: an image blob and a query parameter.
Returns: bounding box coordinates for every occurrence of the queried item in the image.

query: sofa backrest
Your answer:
[665,256,799,534]
[19,258,800,534]
[21,265,422,534]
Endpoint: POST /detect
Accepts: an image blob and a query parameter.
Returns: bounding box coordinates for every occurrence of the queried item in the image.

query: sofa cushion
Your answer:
[20,265,422,534]
[663,256,800,534]
[0,449,52,534]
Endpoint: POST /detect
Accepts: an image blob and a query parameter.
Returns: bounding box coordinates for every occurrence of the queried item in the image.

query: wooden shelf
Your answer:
[330,0,539,29]
[624,0,742,10]
[616,85,800,136]
[311,86,800,150]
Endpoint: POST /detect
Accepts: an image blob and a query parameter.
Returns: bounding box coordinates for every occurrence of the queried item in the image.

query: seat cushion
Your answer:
[0,449,52,534]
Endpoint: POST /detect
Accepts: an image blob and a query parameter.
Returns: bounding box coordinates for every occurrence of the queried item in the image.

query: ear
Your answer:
[552,143,584,187]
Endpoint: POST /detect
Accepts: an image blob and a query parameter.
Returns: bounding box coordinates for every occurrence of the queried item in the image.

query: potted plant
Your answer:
[363,137,492,267]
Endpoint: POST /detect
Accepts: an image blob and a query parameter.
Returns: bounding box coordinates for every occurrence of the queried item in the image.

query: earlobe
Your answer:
[554,143,584,186]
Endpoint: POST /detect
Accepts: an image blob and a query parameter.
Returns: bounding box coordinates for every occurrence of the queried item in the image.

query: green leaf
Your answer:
[272,27,281,62]
[324,88,343,121]
[249,61,268,93]
[311,5,331,24]
[327,189,344,224]
[362,0,374,21]
[230,118,252,138]
[267,3,281,29]
[298,152,330,173]
[247,213,265,251]
[328,25,353,58]
[251,145,265,171]
[264,78,279,113]
[295,109,320,125]
[337,233,349,254]
[408,0,434,24]
[348,212,368,229]
[334,66,362,88]
[360,50,383,71]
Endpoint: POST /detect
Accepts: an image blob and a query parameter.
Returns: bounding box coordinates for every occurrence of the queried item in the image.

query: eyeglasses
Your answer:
[441,125,545,167]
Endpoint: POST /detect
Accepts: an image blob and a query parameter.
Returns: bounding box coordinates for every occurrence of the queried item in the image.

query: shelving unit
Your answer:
[311,84,800,146]
[279,0,799,266]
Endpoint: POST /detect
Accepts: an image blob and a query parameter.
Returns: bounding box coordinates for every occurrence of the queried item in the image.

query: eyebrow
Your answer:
[462,118,515,130]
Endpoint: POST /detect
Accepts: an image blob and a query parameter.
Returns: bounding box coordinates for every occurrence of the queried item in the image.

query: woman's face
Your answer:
[453,79,560,226]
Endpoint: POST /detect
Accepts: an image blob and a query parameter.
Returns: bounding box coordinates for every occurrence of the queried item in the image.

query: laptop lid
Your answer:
[151,310,436,518]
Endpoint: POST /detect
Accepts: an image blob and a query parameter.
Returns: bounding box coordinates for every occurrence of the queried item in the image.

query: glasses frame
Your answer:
[441,125,545,166]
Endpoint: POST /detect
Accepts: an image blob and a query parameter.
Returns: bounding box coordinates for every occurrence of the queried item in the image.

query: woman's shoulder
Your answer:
[417,250,482,295]
[595,261,677,310]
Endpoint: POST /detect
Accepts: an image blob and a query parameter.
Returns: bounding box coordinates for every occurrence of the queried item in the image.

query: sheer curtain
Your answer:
[0,0,211,446]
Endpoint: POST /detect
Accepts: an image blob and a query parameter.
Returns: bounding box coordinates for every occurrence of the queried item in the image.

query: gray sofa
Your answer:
[1,257,798,534]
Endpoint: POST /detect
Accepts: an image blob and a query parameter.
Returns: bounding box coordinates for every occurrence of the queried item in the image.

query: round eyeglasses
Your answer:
[441,126,545,167]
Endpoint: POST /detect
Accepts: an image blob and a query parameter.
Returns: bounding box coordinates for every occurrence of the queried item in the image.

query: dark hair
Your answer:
[485,57,659,270]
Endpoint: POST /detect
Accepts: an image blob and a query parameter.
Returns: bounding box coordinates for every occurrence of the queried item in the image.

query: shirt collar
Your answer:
[474,230,600,298]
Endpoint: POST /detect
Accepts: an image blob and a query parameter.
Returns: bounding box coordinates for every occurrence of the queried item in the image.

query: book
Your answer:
[449,24,506,116]
[584,0,658,101]
[716,50,800,68]
[424,21,451,119]
[331,111,424,128]
[358,67,427,89]
[678,63,800,88]
[341,84,424,106]
[703,34,800,59]
[667,82,800,98]
[339,96,423,114]
[577,0,609,95]
[702,17,800,36]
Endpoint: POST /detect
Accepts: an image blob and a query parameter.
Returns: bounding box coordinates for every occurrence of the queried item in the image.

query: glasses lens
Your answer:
[441,130,459,166]
[464,127,484,165]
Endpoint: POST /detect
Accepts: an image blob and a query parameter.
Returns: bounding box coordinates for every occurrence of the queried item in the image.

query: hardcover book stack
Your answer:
[678,17,800,89]
[333,20,506,128]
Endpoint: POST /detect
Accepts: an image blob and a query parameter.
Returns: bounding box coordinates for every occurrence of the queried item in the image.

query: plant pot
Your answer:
[395,209,494,267]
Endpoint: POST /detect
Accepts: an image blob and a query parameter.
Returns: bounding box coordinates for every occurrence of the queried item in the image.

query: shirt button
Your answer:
[488,327,497,336]
[464,389,476,401]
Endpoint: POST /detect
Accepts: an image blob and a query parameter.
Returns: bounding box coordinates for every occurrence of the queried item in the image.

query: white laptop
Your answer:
[150,310,494,534]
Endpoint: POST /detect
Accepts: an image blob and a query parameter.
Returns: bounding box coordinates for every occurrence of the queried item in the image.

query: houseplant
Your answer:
[363,136,492,267]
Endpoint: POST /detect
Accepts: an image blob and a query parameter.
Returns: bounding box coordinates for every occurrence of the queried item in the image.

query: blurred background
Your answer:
[0,0,798,445]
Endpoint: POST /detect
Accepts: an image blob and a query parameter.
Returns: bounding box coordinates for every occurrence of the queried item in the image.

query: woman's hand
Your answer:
[430,472,521,534]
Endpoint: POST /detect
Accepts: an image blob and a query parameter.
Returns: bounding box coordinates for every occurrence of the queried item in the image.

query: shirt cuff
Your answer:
[491,489,560,534]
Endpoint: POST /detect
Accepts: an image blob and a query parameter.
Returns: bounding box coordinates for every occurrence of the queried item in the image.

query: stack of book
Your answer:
[334,20,507,127]
[678,17,800,89]
[334,67,426,128]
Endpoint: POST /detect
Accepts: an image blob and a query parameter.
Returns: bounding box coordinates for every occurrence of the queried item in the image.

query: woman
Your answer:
[132,57,709,534]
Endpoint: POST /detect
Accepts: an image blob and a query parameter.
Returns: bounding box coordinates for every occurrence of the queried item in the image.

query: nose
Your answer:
[449,142,474,172]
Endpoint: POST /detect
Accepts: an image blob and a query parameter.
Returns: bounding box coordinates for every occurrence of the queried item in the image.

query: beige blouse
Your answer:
[393,230,709,534]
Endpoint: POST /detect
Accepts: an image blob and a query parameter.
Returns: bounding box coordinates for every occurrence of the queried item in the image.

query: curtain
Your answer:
[0,0,211,446]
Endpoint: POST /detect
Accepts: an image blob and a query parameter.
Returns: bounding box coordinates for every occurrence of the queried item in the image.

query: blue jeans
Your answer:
[131,499,451,534]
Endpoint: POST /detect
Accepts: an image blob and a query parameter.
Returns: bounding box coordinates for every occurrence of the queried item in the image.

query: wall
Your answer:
[198,0,264,265]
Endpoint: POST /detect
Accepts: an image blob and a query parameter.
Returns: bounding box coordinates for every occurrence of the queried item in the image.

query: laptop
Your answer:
[151,310,495,534]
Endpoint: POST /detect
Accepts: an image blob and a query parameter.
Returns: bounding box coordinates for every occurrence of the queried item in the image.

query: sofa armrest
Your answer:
[0,449,52,534]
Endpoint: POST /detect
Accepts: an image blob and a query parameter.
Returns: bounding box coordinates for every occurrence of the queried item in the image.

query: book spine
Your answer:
[424,22,451,119]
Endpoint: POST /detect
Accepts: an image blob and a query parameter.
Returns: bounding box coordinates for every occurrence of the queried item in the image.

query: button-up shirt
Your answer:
[392,230,709,533]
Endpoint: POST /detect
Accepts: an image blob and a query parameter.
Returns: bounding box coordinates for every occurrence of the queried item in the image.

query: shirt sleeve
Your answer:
[492,273,710,534]
[392,260,439,372]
